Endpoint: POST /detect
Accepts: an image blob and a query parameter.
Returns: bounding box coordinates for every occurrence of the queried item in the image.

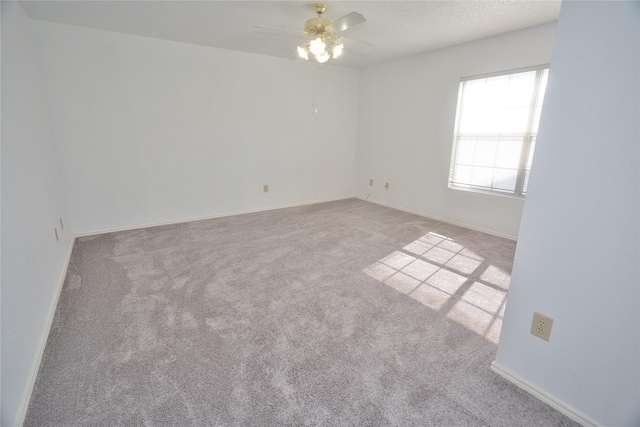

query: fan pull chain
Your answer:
[312,65,318,116]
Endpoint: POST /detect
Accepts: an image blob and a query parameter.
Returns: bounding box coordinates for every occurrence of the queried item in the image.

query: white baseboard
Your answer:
[15,236,76,427]
[490,361,600,427]
[357,197,518,241]
[75,196,355,237]
[75,196,518,241]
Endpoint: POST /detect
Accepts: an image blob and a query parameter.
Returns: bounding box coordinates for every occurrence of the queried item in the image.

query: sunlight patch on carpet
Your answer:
[364,232,508,344]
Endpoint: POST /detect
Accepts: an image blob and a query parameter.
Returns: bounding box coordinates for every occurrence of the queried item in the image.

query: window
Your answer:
[449,65,549,197]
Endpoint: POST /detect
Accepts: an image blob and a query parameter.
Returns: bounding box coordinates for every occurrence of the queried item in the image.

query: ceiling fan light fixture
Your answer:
[291,3,369,64]
[309,37,326,56]
[315,51,330,63]
[331,42,344,58]
[297,45,310,60]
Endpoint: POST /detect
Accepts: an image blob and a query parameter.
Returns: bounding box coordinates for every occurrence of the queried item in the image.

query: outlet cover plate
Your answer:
[530,312,553,341]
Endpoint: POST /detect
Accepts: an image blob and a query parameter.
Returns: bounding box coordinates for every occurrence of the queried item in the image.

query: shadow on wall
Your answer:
[363,231,510,343]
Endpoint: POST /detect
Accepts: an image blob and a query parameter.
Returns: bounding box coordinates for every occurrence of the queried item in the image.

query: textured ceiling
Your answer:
[19,1,562,69]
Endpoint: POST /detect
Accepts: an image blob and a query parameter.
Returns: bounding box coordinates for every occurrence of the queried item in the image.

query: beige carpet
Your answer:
[26,199,579,426]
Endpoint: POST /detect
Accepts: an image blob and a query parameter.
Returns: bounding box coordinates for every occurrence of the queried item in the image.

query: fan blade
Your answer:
[340,36,374,53]
[253,25,305,39]
[326,12,366,33]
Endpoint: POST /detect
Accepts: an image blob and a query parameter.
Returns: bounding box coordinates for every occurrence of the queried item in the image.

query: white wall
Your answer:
[1,3,75,426]
[495,2,639,426]
[30,20,360,234]
[357,23,557,238]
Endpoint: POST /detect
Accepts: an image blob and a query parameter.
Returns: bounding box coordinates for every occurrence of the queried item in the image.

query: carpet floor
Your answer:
[26,198,579,426]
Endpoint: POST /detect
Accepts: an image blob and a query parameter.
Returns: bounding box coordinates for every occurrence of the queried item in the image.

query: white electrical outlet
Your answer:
[263,184,269,193]
[530,312,553,341]
[369,179,373,186]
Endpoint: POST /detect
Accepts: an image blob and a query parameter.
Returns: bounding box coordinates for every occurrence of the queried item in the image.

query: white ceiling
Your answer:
[19,0,562,69]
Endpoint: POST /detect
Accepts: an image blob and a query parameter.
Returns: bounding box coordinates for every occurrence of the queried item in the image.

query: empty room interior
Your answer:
[2,1,638,426]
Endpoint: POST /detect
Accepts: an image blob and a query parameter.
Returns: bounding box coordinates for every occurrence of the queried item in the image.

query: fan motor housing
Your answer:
[304,17,333,35]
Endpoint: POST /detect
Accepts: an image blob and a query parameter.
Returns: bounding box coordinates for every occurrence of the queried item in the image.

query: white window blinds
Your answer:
[449,66,549,197]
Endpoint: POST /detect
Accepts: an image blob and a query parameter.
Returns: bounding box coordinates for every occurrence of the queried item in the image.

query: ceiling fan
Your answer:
[258,3,373,64]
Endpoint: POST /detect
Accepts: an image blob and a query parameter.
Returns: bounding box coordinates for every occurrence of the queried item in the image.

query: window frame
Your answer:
[448,64,550,198]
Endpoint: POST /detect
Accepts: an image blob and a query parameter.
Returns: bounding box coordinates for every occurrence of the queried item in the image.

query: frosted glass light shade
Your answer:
[315,51,330,63]
[332,42,343,58]
[309,37,326,55]
[297,45,309,60]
